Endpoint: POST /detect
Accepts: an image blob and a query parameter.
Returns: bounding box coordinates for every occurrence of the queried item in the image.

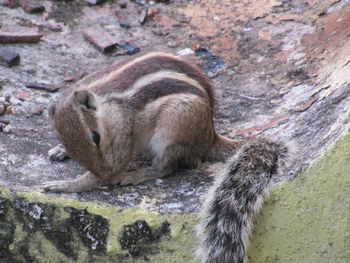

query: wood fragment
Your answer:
[0,31,43,43]
[82,26,118,53]
[25,82,62,93]
[138,8,148,25]
[64,76,75,82]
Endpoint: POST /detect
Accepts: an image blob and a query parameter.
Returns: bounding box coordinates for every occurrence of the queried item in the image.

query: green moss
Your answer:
[146,213,198,263]
[1,189,199,263]
[248,134,350,263]
[28,232,73,263]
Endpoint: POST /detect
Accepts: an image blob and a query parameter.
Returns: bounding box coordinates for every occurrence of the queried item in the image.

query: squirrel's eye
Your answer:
[84,97,92,109]
[92,131,100,145]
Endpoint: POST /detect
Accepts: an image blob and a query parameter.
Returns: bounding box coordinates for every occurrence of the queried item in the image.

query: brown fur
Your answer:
[79,52,215,107]
[42,52,239,192]
[128,78,208,110]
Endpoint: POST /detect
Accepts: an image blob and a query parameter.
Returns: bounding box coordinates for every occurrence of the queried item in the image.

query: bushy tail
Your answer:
[196,138,291,263]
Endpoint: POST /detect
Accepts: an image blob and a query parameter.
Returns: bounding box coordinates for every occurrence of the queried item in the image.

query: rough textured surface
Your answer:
[0,131,349,262]
[0,1,350,261]
[0,188,199,263]
[1,0,350,213]
[249,132,350,263]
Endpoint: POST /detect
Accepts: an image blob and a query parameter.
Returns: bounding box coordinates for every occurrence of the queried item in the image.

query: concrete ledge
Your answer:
[249,133,350,263]
[2,133,350,262]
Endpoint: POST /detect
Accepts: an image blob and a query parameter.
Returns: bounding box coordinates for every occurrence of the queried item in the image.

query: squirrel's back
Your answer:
[75,52,214,106]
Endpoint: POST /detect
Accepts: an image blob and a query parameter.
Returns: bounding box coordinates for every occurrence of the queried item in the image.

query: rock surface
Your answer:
[0,0,349,262]
[0,0,350,213]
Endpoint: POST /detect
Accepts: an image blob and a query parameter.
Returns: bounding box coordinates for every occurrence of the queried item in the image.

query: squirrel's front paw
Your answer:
[48,144,69,161]
[41,180,71,192]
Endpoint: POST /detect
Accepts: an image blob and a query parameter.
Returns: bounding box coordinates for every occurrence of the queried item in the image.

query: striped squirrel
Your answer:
[42,52,290,262]
[42,52,243,192]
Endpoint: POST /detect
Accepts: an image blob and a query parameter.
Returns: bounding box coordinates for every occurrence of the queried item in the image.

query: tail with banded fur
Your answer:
[197,138,291,263]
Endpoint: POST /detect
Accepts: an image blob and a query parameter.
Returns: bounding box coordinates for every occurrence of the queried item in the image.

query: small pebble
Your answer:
[207,71,218,78]
[3,124,11,133]
[86,0,105,5]
[64,76,75,82]
[118,42,140,55]
[0,48,20,67]
[5,106,14,114]
[17,90,31,101]
[193,43,201,52]
[0,119,10,125]
[147,7,160,18]
[167,41,178,48]
[119,0,127,8]
[155,179,164,185]
[33,107,43,115]
[134,0,146,6]
[177,48,194,56]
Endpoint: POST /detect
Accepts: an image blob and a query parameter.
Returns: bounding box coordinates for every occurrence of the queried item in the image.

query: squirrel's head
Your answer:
[49,90,114,179]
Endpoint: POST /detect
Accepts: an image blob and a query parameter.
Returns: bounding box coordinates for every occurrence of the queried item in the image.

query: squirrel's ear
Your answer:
[74,90,97,110]
[48,103,56,119]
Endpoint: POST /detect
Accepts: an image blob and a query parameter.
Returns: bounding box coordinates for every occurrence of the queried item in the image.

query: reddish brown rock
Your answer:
[0,31,43,43]
[33,106,44,115]
[64,76,75,82]
[82,26,118,53]
[17,91,31,101]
